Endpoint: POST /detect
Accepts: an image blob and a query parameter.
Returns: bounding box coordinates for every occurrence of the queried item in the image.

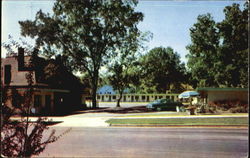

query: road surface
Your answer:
[39,127,248,158]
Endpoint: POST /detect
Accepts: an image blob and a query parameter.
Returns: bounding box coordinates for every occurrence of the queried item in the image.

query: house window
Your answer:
[112,96,116,100]
[4,65,11,84]
[142,96,145,100]
[34,95,42,107]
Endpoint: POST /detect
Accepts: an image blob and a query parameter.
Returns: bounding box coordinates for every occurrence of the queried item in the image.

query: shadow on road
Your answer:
[82,106,152,114]
[30,106,154,117]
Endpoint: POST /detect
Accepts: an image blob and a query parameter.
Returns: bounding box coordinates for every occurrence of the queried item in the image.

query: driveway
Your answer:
[51,111,176,127]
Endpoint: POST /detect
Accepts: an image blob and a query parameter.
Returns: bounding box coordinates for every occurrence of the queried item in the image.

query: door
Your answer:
[45,95,51,114]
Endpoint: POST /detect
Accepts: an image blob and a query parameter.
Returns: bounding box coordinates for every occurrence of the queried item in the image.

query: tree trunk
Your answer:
[91,89,97,108]
[91,70,99,108]
[116,91,123,107]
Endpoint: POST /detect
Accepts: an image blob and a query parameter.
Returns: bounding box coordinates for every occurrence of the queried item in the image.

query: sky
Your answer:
[1,0,246,63]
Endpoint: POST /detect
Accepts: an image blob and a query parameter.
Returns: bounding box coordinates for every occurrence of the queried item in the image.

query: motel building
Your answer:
[96,85,179,103]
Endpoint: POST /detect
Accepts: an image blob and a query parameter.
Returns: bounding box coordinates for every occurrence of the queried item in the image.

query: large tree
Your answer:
[186,13,219,87]
[107,53,141,107]
[139,47,187,93]
[106,30,150,107]
[216,3,248,87]
[186,3,248,88]
[19,0,143,108]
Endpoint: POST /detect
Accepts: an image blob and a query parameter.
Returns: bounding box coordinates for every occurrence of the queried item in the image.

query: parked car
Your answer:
[146,99,184,111]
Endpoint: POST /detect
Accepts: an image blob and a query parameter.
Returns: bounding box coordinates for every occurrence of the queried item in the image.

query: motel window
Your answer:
[135,96,139,101]
[142,96,145,100]
[34,95,42,107]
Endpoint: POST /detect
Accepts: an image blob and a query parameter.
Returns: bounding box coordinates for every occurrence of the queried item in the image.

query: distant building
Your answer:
[96,93,179,102]
[96,85,180,102]
[97,85,130,95]
[1,48,88,115]
[97,85,116,95]
[197,87,248,103]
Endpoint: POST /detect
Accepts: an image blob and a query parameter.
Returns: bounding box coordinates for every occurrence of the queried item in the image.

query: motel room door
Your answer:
[45,95,51,114]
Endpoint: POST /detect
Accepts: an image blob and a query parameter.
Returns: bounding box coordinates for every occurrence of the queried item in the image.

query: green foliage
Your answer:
[187,3,248,88]
[19,0,143,107]
[106,43,143,107]
[186,13,219,87]
[139,47,187,93]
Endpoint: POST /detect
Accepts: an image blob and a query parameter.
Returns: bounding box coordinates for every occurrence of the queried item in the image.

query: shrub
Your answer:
[1,105,71,157]
[230,106,248,113]
[208,100,248,113]
[197,104,217,113]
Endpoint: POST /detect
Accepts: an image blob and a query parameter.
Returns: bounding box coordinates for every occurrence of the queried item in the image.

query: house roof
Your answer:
[196,87,248,92]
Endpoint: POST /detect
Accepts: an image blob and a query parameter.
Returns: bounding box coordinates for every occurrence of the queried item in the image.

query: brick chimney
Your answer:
[18,47,24,71]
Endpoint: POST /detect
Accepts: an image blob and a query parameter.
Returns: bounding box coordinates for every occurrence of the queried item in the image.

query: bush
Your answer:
[196,104,217,113]
[1,105,69,157]
[230,106,248,113]
[208,100,248,113]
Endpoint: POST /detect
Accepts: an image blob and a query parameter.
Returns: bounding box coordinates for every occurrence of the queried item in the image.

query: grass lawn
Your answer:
[117,112,248,118]
[106,117,248,126]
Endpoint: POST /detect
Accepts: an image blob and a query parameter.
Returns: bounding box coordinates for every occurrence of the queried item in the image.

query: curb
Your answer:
[109,124,248,128]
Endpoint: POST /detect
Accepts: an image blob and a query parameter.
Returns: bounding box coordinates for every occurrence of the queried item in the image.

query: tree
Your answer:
[19,0,144,108]
[106,30,151,107]
[186,3,248,88]
[139,47,187,93]
[186,13,219,88]
[216,3,248,87]
[107,57,140,107]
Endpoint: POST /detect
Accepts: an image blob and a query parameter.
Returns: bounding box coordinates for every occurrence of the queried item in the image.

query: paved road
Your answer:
[39,127,248,158]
